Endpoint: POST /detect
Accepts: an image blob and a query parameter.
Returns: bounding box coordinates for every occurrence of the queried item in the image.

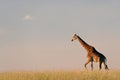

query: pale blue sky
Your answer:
[0,0,120,71]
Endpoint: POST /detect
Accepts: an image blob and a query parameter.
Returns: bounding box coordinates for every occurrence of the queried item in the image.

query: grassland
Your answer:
[0,70,120,80]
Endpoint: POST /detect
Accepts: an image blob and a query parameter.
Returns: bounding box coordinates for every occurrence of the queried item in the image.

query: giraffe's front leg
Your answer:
[84,60,90,70]
[91,61,93,70]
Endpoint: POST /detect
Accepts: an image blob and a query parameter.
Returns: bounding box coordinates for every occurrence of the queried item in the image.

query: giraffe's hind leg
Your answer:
[103,61,109,70]
[98,62,102,70]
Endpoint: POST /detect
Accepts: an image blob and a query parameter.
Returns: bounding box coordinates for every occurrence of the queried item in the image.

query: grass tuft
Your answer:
[0,70,120,80]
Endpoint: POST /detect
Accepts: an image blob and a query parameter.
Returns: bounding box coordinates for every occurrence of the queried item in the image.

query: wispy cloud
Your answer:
[23,14,33,21]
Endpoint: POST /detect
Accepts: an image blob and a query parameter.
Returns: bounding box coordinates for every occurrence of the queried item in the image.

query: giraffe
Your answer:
[71,34,109,70]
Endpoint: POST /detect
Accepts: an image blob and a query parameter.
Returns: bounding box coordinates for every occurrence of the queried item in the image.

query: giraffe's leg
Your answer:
[98,62,102,70]
[91,61,93,71]
[103,61,109,70]
[84,60,90,70]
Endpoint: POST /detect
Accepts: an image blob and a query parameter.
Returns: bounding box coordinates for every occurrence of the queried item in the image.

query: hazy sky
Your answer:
[0,0,120,71]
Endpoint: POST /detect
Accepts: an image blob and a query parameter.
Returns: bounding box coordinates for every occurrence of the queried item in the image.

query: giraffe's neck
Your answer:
[77,36,93,52]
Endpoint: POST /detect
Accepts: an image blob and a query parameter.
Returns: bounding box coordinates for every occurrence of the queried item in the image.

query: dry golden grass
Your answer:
[0,70,120,80]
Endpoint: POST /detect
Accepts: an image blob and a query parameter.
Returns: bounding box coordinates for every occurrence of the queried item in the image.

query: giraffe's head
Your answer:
[71,34,78,42]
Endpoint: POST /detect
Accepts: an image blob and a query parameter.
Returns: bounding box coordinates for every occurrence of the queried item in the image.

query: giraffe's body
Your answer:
[71,34,109,70]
